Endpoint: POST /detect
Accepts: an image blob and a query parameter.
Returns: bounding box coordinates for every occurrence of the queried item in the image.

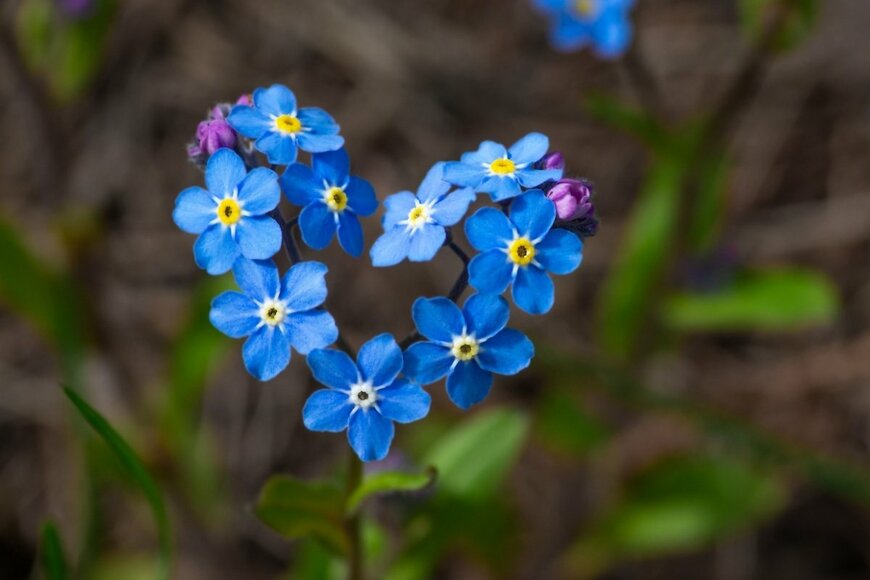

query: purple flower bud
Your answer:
[539,151,565,171]
[547,178,594,221]
[236,94,253,107]
[187,102,238,163]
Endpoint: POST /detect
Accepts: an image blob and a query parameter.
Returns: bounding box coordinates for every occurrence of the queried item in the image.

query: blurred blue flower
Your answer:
[281,148,377,256]
[443,133,562,202]
[303,334,431,461]
[534,0,635,58]
[370,163,476,267]
[173,149,282,275]
[464,190,583,314]
[210,258,338,381]
[227,84,344,165]
[404,294,534,410]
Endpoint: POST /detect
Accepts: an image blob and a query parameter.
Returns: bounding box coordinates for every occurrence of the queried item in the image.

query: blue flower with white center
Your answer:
[370,163,476,267]
[209,257,338,381]
[403,294,533,410]
[280,148,377,257]
[464,190,583,315]
[303,334,431,462]
[534,0,635,58]
[227,84,344,165]
[173,149,282,275]
[442,133,563,202]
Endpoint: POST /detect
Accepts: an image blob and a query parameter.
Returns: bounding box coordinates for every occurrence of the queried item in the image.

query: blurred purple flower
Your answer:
[539,151,566,171]
[548,178,599,237]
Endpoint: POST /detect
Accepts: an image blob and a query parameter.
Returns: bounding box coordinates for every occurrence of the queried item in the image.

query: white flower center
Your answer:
[259,299,287,327]
[451,334,479,362]
[349,381,377,409]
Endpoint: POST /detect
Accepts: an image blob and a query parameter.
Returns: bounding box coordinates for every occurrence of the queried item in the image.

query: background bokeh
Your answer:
[0,0,869,578]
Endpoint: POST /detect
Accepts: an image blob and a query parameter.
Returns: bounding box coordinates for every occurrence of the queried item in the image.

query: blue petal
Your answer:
[468,250,514,295]
[446,361,493,410]
[382,192,416,230]
[412,297,465,343]
[357,333,402,387]
[236,216,282,260]
[432,188,476,227]
[516,168,563,188]
[237,167,280,214]
[510,190,556,241]
[485,177,522,202]
[256,132,298,165]
[205,149,246,197]
[377,379,431,424]
[232,257,280,300]
[337,212,364,257]
[346,177,377,216]
[209,291,260,338]
[299,203,337,250]
[408,224,446,262]
[173,186,215,234]
[512,266,554,314]
[194,225,241,275]
[254,84,296,117]
[284,310,338,355]
[508,132,549,165]
[477,329,534,376]
[464,207,514,251]
[307,348,360,390]
[552,16,592,52]
[533,0,570,13]
[403,342,454,385]
[593,11,632,58]
[297,133,345,154]
[459,141,506,165]
[416,162,452,203]
[348,409,394,462]
[370,227,411,267]
[280,163,321,206]
[443,162,485,188]
[312,148,349,186]
[227,105,271,139]
[462,293,509,341]
[536,229,583,275]
[280,261,329,310]
[297,107,340,135]
[302,389,353,432]
[243,326,291,381]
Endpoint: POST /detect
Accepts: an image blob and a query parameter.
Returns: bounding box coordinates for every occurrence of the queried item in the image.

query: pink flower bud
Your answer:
[546,178,594,221]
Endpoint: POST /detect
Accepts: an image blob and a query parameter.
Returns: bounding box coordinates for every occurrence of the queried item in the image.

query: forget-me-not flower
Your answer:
[443,133,562,202]
[227,84,344,165]
[464,190,583,314]
[370,163,476,267]
[173,148,282,275]
[281,148,377,256]
[303,334,431,461]
[209,257,338,381]
[534,0,635,58]
[404,294,534,410]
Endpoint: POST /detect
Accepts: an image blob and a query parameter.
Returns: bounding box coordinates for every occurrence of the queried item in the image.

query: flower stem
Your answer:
[345,451,364,580]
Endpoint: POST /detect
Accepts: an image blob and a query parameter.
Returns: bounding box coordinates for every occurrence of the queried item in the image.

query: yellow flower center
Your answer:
[451,335,479,362]
[216,198,242,226]
[260,301,286,327]
[508,237,536,266]
[274,114,302,134]
[324,187,348,212]
[489,158,516,176]
[574,0,596,17]
[406,203,431,228]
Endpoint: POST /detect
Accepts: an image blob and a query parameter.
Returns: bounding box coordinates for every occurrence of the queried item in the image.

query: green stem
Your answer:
[345,451,364,580]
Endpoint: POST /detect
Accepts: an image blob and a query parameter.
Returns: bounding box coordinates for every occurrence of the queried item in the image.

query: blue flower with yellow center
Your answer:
[303,334,431,461]
[442,133,562,202]
[227,84,344,165]
[534,0,635,58]
[173,148,282,275]
[370,163,476,267]
[281,148,377,257]
[209,257,338,381]
[403,294,534,410]
[464,190,583,314]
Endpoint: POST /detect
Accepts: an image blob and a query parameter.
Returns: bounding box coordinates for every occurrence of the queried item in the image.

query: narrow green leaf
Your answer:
[40,522,67,580]
[63,388,171,580]
[584,94,669,150]
[347,467,437,514]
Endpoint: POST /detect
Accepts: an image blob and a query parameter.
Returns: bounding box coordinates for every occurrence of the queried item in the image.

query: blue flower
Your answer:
[442,133,562,202]
[403,294,534,410]
[370,163,476,267]
[464,190,583,314]
[280,148,377,257]
[534,0,635,58]
[227,84,344,165]
[210,258,338,381]
[303,334,431,461]
[173,149,282,275]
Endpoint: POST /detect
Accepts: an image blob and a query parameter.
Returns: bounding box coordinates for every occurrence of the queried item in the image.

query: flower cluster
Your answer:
[173,84,596,461]
[534,0,636,58]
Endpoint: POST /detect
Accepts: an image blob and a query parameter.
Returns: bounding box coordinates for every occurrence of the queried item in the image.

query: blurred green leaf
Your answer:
[347,467,436,514]
[686,152,730,253]
[535,390,610,456]
[255,475,349,555]
[63,388,171,580]
[39,522,68,580]
[739,0,819,52]
[663,268,839,331]
[90,554,158,580]
[584,94,669,150]
[423,408,529,502]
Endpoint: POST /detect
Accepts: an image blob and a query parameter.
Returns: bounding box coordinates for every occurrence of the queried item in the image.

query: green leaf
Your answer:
[662,268,839,331]
[584,94,669,150]
[739,0,819,52]
[422,408,528,501]
[254,475,349,554]
[63,388,171,580]
[535,390,610,456]
[40,522,67,580]
[347,467,437,513]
